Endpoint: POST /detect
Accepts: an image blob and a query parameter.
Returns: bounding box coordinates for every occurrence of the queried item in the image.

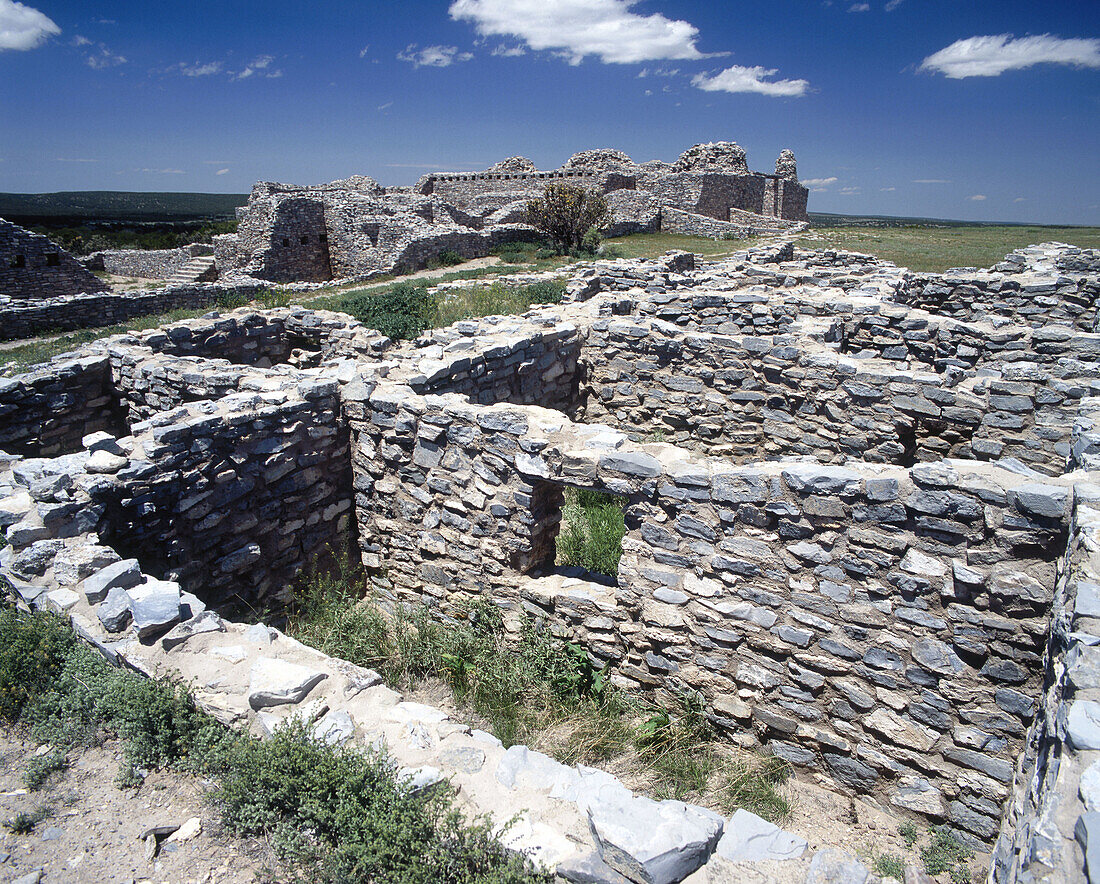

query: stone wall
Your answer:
[85,244,213,280]
[0,282,264,341]
[425,170,606,205]
[0,354,123,456]
[0,218,109,300]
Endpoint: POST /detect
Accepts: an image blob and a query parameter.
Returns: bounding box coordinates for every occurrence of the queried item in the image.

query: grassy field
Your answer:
[795,225,1100,274]
[601,231,755,260]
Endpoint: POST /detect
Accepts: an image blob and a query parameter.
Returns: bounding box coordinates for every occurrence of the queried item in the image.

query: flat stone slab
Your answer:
[715,809,806,863]
[248,657,328,709]
[1068,701,1100,751]
[80,558,141,604]
[585,788,723,884]
[313,709,355,746]
[557,852,633,884]
[161,610,226,651]
[97,586,132,632]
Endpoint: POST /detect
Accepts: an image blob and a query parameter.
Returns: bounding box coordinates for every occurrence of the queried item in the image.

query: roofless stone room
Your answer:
[1,1,1098,883]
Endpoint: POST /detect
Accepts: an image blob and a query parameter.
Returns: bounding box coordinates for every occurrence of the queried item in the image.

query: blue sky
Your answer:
[0,0,1097,224]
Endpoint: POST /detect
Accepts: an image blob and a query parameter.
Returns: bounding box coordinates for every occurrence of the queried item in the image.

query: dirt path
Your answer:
[0,728,268,884]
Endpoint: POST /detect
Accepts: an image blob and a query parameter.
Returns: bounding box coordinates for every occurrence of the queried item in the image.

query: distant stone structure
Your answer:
[215,142,809,283]
[0,219,108,300]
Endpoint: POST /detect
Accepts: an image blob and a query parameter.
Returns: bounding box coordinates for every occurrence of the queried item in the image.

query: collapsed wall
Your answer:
[0,218,109,300]
[1,240,1098,881]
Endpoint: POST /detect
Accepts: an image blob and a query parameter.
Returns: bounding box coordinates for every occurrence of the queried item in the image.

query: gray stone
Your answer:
[780,463,862,496]
[129,579,182,639]
[804,848,869,884]
[1011,483,1069,519]
[248,657,328,709]
[1076,813,1100,884]
[1069,701,1100,751]
[824,754,879,791]
[312,710,355,746]
[97,586,133,632]
[1080,759,1100,812]
[81,558,141,604]
[585,789,723,884]
[715,808,806,862]
[557,852,633,884]
[160,610,226,651]
[599,451,662,479]
[911,638,966,677]
[440,744,487,774]
[890,777,946,817]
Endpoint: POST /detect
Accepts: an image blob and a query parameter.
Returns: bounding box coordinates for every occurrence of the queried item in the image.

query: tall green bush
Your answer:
[525,184,611,254]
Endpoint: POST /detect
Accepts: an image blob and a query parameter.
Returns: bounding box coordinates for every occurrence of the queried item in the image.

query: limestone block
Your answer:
[247,657,328,709]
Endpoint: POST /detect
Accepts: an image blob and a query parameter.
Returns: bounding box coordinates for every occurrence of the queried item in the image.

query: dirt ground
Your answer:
[0,728,268,884]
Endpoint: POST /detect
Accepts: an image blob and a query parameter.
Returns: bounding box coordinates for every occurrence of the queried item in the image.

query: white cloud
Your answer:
[801,176,838,187]
[86,45,126,69]
[378,101,393,111]
[490,43,525,57]
[913,178,949,184]
[884,0,903,10]
[138,168,185,174]
[839,186,861,194]
[880,186,896,191]
[215,168,229,176]
[235,54,281,79]
[0,0,58,51]
[397,44,474,68]
[968,194,986,201]
[692,64,809,97]
[1014,197,1026,203]
[167,60,223,77]
[71,35,90,47]
[359,44,370,58]
[848,3,870,12]
[450,0,705,65]
[920,34,1100,78]
[56,157,97,163]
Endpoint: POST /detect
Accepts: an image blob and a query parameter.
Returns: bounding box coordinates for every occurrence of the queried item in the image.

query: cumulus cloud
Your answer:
[801,177,838,187]
[0,0,58,51]
[884,0,903,10]
[968,194,987,201]
[920,34,1100,78]
[397,44,474,67]
[692,64,809,97]
[490,44,525,57]
[449,0,706,65]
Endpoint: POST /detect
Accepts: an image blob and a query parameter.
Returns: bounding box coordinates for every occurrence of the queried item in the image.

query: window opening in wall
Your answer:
[9,254,25,269]
[300,235,309,244]
[45,253,60,266]
[281,238,290,247]
[557,487,626,580]
[319,233,328,243]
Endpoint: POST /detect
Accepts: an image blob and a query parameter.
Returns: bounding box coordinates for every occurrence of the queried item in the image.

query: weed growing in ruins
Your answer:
[424,249,466,270]
[338,281,438,340]
[22,748,67,790]
[215,289,251,310]
[556,488,626,578]
[3,804,51,835]
[258,287,293,309]
[434,279,565,327]
[898,820,920,847]
[920,828,971,883]
[0,601,548,884]
[872,853,905,879]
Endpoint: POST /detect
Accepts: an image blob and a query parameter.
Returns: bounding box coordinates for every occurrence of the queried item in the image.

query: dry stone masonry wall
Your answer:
[1,240,1099,882]
[0,218,109,300]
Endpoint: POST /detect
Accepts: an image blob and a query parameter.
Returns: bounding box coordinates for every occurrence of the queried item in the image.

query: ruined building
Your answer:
[0,218,109,300]
[214,142,809,283]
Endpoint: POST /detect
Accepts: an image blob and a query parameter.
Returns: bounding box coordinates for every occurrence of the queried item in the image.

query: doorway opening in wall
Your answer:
[554,486,627,584]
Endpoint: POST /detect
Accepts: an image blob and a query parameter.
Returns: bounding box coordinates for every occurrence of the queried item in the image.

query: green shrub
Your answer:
[921,828,971,883]
[3,804,51,834]
[556,488,626,577]
[0,607,76,722]
[525,184,611,254]
[338,282,438,340]
[23,749,67,790]
[873,853,905,879]
[215,290,250,310]
[258,287,294,309]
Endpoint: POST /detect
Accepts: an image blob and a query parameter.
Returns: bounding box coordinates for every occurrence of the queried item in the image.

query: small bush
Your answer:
[526,184,611,254]
[921,828,971,883]
[258,287,293,309]
[23,749,67,790]
[0,607,76,722]
[215,290,251,310]
[899,820,919,847]
[557,488,626,577]
[338,281,438,340]
[3,804,51,834]
[873,853,905,879]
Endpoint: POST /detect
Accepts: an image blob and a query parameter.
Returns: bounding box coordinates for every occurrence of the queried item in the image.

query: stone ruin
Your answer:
[1,238,1099,883]
[213,141,809,284]
[0,218,109,300]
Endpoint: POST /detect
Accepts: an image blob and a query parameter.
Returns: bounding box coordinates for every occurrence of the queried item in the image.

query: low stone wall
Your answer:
[349,385,1070,846]
[0,354,122,456]
[85,244,212,280]
[896,244,1100,331]
[0,282,264,341]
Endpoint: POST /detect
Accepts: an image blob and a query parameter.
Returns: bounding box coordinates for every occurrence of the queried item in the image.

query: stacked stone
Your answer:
[0,354,123,456]
[0,282,264,342]
[0,218,108,300]
[84,244,213,281]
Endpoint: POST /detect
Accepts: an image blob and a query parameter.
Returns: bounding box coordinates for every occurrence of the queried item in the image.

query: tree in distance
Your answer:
[525,183,612,254]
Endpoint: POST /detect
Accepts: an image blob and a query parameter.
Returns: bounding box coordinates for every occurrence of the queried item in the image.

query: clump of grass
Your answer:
[921,827,971,883]
[424,249,466,270]
[258,287,294,309]
[23,748,67,790]
[3,804,51,834]
[336,281,438,341]
[434,278,565,327]
[899,819,920,847]
[556,488,626,578]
